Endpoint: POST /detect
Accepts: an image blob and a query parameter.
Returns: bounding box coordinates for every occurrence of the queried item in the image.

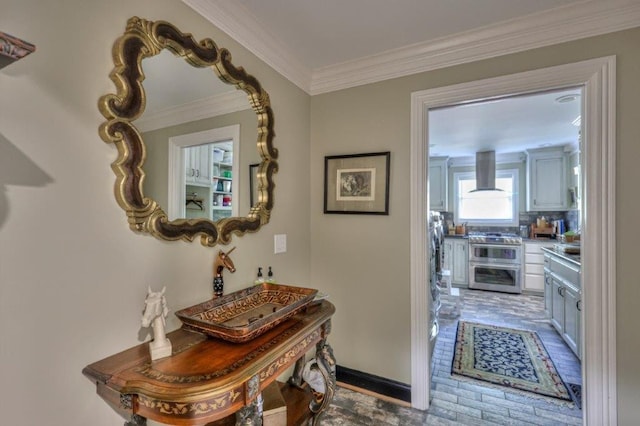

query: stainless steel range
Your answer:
[468,232,523,294]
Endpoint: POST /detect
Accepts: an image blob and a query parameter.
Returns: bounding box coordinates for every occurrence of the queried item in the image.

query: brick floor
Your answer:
[322,288,583,425]
[431,288,583,425]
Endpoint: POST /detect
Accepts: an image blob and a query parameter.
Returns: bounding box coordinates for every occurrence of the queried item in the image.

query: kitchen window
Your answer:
[453,169,518,226]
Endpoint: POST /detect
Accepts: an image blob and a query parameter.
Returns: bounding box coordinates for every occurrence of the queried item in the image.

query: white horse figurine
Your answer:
[141,286,172,360]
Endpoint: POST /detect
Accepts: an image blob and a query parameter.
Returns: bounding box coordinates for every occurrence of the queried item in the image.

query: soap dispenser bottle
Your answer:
[255,267,264,285]
[267,266,275,283]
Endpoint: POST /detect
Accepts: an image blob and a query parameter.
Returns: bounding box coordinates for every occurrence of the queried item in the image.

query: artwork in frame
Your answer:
[324,152,390,215]
[249,163,260,207]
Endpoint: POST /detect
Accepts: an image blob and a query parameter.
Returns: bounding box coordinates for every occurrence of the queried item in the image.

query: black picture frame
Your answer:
[324,151,390,215]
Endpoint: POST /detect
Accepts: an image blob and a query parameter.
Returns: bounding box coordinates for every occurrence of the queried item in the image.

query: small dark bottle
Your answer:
[255,267,264,285]
[213,275,224,297]
[267,266,275,283]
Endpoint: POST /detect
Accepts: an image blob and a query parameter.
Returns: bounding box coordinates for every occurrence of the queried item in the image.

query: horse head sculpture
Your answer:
[212,247,236,297]
[141,286,172,360]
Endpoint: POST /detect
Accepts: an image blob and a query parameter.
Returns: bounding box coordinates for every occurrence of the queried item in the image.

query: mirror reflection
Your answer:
[186,141,237,221]
[98,17,278,246]
[139,50,258,222]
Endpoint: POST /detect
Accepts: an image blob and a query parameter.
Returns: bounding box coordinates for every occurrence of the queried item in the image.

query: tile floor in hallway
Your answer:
[322,288,583,425]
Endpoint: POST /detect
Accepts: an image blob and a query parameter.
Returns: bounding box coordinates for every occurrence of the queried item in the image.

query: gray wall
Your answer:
[310,27,640,424]
[1,1,310,425]
[3,0,640,423]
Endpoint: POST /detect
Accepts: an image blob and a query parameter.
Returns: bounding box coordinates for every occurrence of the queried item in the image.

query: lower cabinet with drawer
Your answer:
[443,237,468,286]
[543,248,581,359]
[524,241,555,293]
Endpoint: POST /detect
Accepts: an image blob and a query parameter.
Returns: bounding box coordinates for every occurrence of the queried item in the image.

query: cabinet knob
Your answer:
[191,168,195,176]
[577,300,582,311]
[196,169,200,177]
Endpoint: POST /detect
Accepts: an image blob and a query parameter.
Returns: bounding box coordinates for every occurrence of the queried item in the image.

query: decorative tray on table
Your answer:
[175,283,318,343]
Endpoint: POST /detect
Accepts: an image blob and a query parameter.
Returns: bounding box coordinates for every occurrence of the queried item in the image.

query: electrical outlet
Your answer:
[274,234,287,254]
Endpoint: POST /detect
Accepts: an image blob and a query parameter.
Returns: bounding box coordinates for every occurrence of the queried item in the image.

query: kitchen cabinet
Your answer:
[185,144,212,186]
[563,283,580,357]
[550,276,565,333]
[443,238,468,286]
[183,144,237,221]
[429,156,448,211]
[526,147,568,211]
[524,241,554,293]
[544,268,553,317]
[543,248,581,359]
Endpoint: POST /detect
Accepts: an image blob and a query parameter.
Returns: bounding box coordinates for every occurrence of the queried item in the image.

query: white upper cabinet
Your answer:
[526,147,568,211]
[185,145,212,187]
[429,157,448,211]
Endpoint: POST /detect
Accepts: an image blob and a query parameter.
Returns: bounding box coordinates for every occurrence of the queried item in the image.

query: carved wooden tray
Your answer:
[175,283,318,342]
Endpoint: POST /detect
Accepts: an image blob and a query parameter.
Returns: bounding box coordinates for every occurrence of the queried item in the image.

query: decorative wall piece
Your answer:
[0,31,35,69]
[324,152,390,215]
[98,17,278,247]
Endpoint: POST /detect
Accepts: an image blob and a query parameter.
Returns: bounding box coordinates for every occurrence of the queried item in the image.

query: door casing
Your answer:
[410,56,617,425]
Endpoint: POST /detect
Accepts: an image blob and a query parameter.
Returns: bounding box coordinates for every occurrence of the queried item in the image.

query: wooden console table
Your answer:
[83,300,336,425]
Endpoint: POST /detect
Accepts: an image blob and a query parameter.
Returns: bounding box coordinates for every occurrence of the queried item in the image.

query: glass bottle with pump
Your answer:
[255,267,264,285]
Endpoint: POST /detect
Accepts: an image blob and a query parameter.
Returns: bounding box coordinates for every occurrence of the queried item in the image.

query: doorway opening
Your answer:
[167,125,240,221]
[410,57,616,425]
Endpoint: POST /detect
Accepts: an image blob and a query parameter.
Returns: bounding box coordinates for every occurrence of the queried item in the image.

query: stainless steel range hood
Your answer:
[470,150,502,192]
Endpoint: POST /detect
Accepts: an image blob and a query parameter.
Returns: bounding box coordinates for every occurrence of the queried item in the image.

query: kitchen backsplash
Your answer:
[439,210,580,236]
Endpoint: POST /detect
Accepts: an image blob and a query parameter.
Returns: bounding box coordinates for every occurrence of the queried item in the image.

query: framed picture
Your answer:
[324,151,390,215]
[249,163,260,206]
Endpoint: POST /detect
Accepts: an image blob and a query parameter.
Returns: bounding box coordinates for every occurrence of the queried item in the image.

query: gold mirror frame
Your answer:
[99,17,277,246]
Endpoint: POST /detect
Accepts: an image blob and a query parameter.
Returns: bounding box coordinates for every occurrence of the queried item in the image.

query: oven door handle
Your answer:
[469,261,521,270]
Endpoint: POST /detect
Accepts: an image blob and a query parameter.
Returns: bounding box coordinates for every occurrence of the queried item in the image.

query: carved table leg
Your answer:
[288,355,306,388]
[307,341,336,426]
[119,394,146,426]
[124,413,147,426]
[235,392,263,426]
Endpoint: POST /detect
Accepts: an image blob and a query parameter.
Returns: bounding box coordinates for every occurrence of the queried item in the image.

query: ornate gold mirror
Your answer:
[99,17,277,246]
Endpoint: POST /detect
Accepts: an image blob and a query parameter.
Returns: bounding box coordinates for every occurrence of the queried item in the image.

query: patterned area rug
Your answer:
[452,321,572,403]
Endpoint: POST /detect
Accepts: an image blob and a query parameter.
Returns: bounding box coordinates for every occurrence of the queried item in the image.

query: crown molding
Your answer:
[183,0,640,96]
[182,0,312,92]
[311,0,640,94]
[136,90,249,133]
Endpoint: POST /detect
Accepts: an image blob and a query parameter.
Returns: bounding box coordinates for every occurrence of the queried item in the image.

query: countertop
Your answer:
[541,246,581,267]
[444,236,558,242]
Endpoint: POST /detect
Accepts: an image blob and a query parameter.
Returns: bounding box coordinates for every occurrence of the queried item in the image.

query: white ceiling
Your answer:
[183,0,640,93]
[429,88,582,158]
[232,0,576,70]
